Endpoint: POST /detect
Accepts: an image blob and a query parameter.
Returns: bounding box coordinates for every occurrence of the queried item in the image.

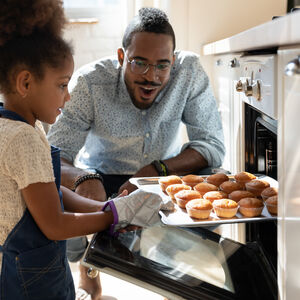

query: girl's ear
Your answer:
[117,48,124,66]
[15,70,32,98]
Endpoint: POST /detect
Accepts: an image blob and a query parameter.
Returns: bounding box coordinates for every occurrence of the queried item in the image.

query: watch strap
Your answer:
[151,160,169,176]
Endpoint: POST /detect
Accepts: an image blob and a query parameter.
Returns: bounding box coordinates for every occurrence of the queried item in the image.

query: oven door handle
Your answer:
[285,56,300,76]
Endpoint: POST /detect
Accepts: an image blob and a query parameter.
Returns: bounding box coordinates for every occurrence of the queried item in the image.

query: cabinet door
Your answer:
[213,54,242,173]
[277,47,300,300]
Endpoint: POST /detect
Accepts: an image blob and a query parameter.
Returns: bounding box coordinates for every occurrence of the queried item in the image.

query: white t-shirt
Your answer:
[0,119,55,270]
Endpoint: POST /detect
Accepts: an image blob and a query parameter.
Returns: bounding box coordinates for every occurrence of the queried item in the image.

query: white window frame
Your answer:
[63,0,124,19]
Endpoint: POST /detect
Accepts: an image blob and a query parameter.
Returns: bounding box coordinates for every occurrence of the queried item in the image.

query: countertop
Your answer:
[203,10,300,55]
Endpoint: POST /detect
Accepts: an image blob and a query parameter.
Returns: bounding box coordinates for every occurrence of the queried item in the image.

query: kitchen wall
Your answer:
[168,0,287,79]
[64,0,287,77]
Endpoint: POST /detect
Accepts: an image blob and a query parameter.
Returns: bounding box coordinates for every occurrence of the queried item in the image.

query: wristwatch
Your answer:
[151,160,169,176]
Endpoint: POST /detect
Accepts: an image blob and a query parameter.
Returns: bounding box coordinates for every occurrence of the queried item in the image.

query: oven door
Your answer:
[82,224,277,300]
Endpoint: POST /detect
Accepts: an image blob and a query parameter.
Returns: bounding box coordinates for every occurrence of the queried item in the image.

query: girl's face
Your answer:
[28,56,74,125]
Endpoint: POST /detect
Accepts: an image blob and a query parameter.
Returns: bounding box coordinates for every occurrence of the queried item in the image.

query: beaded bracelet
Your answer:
[73,173,104,191]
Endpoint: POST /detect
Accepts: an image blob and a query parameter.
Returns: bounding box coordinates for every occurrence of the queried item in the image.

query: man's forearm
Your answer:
[162,148,208,175]
[60,158,90,190]
[133,148,208,178]
[61,186,104,212]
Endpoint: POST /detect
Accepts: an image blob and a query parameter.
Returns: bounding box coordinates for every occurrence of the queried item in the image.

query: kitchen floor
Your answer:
[70,262,166,300]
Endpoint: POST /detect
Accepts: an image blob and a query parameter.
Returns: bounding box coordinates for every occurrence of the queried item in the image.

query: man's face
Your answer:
[118,32,175,110]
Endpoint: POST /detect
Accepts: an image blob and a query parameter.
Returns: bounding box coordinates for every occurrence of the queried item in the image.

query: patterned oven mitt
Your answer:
[102,189,163,235]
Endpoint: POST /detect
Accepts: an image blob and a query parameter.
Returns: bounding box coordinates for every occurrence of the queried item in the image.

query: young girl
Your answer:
[0,1,161,299]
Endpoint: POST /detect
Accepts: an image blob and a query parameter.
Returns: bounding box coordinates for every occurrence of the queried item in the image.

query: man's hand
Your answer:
[75,179,107,202]
[118,164,158,195]
[118,180,138,195]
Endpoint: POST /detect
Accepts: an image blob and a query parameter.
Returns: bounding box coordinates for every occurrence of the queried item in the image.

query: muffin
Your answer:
[238,198,264,217]
[219,181,243,194]
[265,195,278,215]
[213,199,238,218]
[166,184,191,201]
[234,171,257,187]
[261,187,278,201]
[186,199,213,219]
[193,182,218,195]
[174,190,202,209]
[181,174,204,188]
[245,179,270,197]
[159,175,182,193]
[203,191,228,203]
[228,190,256,203]
[206,173,229,187]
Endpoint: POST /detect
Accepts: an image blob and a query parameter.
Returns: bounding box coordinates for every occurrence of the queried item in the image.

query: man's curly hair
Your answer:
[122,7,176,50]
[0,0,73,94]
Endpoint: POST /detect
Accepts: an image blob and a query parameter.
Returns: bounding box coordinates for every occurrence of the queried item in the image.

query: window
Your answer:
[63,0,123,19]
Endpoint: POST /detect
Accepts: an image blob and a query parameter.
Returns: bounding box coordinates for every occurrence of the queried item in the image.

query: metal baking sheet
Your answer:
[130,175,277,227]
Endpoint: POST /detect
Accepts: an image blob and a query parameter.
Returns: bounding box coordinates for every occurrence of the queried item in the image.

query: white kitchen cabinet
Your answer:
[212,54,243,173]
[277,46,300,300]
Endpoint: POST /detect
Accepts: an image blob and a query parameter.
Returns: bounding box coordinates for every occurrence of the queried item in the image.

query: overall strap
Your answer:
[0,104,28,123]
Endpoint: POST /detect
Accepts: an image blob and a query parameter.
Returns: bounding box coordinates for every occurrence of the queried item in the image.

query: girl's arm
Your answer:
[21,182,113,241]
[60,185,105,213]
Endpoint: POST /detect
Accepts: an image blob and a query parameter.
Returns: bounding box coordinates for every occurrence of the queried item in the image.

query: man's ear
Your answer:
[117,48,124,66]
[15,70,32,98]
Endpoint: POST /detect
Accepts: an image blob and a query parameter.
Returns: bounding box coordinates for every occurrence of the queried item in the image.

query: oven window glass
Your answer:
[85,224,277,299]
[136,226,235,292]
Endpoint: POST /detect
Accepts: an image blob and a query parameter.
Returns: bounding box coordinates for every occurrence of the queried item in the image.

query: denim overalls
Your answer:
[0,106,75,299]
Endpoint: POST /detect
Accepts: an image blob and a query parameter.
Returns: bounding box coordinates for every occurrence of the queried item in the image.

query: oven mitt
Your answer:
[102,189,162,235]
[160,197,175,211]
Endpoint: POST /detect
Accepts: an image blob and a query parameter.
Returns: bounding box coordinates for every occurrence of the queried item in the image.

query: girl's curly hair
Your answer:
[0,0,73,94]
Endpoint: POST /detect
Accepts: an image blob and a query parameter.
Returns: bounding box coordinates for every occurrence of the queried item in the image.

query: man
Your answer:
[48,7,225,300]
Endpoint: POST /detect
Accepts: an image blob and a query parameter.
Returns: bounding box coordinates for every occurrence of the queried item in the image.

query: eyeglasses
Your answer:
[124,53,172,77]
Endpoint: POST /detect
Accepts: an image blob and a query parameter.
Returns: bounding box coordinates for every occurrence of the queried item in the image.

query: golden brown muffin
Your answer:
[186,199,213,219]
[219,181,244,194]
[261,187,278,201]
[193,182,218,195]
[213,199,238,218]
[234,171,257,187]
[166,184,191,201]
[238,198,264,217]
[181,174,204,188]
[203,191,228,203]
[159,175,182,193]
[228,190,256,203]
[174,190,202,208]
[265,195,278,215]
[206,173,229,187]
[245,179,270,197]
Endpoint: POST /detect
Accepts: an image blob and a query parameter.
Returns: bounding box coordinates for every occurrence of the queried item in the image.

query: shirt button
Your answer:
[144,154,148,158]
[145,133,150,138]
[142,111,146,116]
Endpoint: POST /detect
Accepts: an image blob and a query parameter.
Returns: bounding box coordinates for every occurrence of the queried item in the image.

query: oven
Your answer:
[235,54,278,273]
[81,54,278,300]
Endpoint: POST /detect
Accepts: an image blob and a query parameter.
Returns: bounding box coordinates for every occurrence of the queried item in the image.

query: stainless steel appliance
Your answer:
[82,54,279,300]
[235,54,278,272]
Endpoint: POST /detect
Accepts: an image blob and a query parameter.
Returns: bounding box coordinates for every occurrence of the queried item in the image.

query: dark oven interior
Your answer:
[244,102,277,180]
[244,102,278,274]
